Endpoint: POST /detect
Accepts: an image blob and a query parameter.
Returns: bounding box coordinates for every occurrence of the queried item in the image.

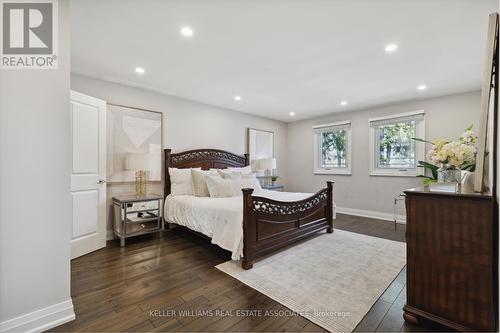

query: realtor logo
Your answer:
[1,0,58,69]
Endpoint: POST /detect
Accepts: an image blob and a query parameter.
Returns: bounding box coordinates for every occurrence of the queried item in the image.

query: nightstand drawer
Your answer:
[126,200,159,212]
[126,221,159,235]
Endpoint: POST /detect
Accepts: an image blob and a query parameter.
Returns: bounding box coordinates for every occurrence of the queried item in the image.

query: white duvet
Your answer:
[164,189,321,260]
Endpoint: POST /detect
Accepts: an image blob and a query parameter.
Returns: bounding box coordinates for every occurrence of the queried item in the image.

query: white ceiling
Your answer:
[71,0,497,122]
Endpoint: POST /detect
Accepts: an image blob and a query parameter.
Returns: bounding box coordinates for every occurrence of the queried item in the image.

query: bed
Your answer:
[164,148,334,269]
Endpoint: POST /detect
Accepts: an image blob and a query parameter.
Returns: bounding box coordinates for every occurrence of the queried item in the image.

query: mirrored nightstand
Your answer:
[261,184,284,191]
[112,194,163,246]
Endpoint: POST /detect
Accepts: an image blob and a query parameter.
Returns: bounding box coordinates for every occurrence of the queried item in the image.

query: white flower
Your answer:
[424,127,477,169]
[432,139,449,149]
[425,139,476,167]
[460,130,477,145]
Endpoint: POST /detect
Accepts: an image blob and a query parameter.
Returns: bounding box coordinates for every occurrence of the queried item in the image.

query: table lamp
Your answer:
[258,158,276,186]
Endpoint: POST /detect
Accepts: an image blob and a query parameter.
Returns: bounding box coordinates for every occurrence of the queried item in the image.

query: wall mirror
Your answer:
[475,13,498,193]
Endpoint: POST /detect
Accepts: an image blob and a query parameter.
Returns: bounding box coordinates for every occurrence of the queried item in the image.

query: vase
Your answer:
[437,164,461,183]
[461,170,475,192]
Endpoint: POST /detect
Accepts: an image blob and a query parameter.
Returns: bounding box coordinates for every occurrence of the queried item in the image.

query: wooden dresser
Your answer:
[404,187,498,332]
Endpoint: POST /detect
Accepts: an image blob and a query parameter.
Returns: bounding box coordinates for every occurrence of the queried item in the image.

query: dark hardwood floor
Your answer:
[50,214,449,332]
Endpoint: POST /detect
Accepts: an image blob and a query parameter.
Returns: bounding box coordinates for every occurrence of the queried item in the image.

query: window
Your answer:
[369,111,425,176]
[313,121,351,174]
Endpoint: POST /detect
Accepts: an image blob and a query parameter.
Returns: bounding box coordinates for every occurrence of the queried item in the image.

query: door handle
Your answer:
[98,179,106,184]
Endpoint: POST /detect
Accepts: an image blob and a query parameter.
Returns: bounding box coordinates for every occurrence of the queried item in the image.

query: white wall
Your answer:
[71,74,288,234]
[287,91,481,218]
[0,1,74,332]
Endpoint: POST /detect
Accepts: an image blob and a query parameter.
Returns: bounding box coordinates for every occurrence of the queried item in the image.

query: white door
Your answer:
[70,91,107,259]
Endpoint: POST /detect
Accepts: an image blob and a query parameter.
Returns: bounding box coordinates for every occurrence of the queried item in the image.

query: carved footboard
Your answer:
[241,181,334,269]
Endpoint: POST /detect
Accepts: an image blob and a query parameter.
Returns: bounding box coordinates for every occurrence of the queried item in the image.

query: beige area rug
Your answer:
[216,230,406,332]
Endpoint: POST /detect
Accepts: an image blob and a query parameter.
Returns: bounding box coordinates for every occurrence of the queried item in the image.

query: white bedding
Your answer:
[164,189,324,260]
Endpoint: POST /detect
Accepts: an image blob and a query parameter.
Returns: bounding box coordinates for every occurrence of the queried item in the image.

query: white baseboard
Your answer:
[0,299,75,333]
[336,206,406,224]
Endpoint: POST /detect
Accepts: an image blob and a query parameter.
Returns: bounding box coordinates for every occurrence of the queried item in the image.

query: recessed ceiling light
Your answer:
[289,111,295,116]
[180,26,193,37]
[385,43,398,53]
[234,95,241,101]
[135,67,145,74]
[340,101,348,106]
[417,84,427,91]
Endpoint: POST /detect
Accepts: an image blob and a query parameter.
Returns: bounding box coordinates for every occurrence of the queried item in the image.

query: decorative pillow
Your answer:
[226,165,252,174]
[218,169,243,180]
[169,167,200,196]
[205,176,240,198]
[191,169,219,197]
[239,173,262,191]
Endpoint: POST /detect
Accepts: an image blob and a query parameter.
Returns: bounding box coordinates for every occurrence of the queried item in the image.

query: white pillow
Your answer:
[218,169,243,180]
[191,169,219,197]
[206,173,261,197]
[226,165,252,174]
[239,173,262,191]
[220,171,260,185]
[169,167,200,196]
[205,176,240,198]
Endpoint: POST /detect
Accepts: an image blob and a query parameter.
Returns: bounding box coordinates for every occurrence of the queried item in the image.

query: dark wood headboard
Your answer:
[164,148,249,197]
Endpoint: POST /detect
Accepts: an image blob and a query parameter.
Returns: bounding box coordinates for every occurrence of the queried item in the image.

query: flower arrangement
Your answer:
[413,125,478,184]
[425,131,477,169]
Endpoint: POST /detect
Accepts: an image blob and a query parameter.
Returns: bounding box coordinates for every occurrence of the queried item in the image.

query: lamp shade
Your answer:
[125,153,152,171]
[258,158,276,170]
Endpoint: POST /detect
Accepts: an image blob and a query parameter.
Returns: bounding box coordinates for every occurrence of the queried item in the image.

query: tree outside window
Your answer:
[321,129,347,168]
[314,121,351,175]
[376,120,416,169]
[369,111,425,177]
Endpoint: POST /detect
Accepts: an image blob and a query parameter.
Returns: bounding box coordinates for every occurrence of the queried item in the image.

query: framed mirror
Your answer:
[475,13,498,193]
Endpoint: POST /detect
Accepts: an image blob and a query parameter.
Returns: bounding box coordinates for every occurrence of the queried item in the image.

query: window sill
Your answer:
[314,169,352,175]
[370,170,420,177]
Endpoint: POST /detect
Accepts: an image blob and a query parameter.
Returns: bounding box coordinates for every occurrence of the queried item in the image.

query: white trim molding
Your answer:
[336,206,406,224]
[0,300,75,333]
[369,110,425,177]
[312,120,351,129]
[314,169,352,175]
[368,109,425,123]
[313,120,352,175]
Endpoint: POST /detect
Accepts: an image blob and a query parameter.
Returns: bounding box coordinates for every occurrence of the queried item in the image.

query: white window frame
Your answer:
[313,120,352,175]
[369,110,425,177]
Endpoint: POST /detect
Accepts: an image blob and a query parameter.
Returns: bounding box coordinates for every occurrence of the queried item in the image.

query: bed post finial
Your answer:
[242,187,254,270]
[326,181,334,233]
[327,181,334,190]
[164,149,172,198]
